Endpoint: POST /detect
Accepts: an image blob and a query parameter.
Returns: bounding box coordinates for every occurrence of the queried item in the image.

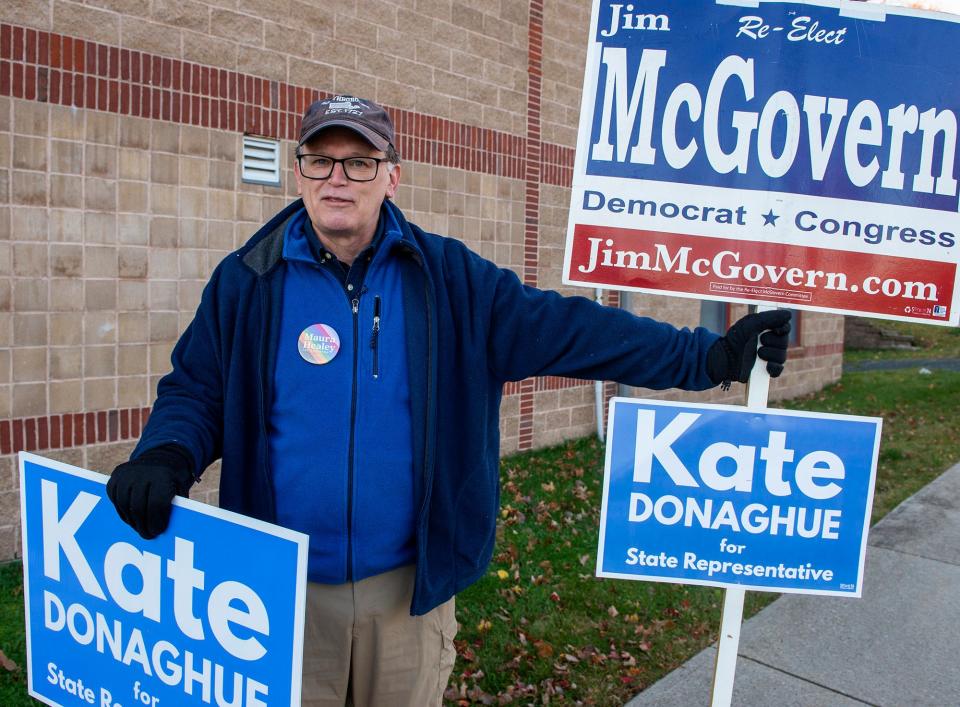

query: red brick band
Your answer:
[1,407,151,456]
[0,22,574,186]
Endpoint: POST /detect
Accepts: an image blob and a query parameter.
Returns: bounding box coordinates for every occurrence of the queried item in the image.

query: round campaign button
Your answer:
[298,324,340,364]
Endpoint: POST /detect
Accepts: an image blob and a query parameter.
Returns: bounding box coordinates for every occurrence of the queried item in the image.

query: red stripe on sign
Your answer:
[566,225,957,322]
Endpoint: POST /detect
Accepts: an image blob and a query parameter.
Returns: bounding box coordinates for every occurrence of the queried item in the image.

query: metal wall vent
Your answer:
[242,135,281,186]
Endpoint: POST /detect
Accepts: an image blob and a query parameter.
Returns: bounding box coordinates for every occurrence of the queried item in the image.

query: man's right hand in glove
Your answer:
[106,444,196,539]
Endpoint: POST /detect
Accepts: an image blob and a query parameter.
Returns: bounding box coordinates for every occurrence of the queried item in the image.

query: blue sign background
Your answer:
[586,1,960,212]
[598,399,881,595]
[20,454,308,707]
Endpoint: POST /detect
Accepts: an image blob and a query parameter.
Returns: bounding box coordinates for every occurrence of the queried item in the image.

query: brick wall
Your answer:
[0,1,843,560]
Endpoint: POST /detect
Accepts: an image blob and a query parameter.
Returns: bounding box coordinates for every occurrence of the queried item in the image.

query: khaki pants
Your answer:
[301,565,457,707]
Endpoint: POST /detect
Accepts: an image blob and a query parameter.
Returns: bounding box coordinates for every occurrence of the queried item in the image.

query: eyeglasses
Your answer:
[296,153,388,182]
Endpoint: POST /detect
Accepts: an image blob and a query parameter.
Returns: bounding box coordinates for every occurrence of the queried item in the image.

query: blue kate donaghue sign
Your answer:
[597,399,882,595]
[18,453,309,707]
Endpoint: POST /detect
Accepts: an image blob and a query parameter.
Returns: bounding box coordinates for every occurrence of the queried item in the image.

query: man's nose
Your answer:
[327,161,350,185]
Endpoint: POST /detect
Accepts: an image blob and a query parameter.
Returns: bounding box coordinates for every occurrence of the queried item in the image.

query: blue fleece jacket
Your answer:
[270,206,415,583]
[134,199,719,615]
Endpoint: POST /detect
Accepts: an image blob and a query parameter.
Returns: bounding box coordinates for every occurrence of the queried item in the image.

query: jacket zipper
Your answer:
[346,295,360,582]
[371,295,381,379]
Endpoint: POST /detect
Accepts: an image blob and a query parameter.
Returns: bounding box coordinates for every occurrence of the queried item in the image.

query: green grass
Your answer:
[0,562,27,705]
[3,332,958,706]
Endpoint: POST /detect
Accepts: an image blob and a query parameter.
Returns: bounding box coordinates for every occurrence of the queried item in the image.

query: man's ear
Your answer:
[385,163,401,199]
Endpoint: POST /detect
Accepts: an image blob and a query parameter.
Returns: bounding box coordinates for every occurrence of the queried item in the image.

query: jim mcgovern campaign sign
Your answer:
[18,453,309,707]
[597,399,882,595]
[564,1,960,326]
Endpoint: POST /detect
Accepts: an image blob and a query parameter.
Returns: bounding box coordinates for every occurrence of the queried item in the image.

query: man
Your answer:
[108,95,790,705]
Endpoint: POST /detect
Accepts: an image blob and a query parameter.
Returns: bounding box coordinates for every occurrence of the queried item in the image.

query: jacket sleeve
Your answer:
[484,263,719,391]
[132,264,230,477]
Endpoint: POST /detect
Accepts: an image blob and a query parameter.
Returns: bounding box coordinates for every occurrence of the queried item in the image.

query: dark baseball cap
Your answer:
[298,95,395,151]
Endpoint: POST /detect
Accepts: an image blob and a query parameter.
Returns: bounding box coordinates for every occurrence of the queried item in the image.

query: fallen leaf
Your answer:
[497,569,509,580]
[477,619,492,633]
[607,605,619,618]
[534,640,554,658]
[0,649,18,672]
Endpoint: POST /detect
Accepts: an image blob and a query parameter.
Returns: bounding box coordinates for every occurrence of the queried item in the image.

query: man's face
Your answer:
[295,126,400,247]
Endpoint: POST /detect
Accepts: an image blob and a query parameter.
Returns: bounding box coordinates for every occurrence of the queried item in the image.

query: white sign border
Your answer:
[595,397,883,597]
[18,451,310,707]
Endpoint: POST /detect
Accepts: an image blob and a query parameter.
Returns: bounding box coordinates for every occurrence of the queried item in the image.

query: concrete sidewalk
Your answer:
[627,461,960,707]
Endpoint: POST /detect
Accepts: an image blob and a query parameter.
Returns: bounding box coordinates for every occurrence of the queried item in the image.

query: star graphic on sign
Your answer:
[762,210,780,226]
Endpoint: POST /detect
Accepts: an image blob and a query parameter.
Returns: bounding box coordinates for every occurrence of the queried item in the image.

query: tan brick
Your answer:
[50,347,81,379]
[84,346,116,378]
[149,249,179,279]
[150,281,178,310]
[182,30,238,67]
[0,384,9,419]
[209,133,236,162]
[118,148,149,181]
[152,0,210,33]
[180,158,209,189]
[84,245,117,278]
[50,312,83,346]
[264,21,312,56]
[10,170,45,206]
[48,380,81,414]
[117,214,150,246]
[84,312,117,345]
[120,16,182,56]
[85,144,117,179]
[84,212,117,244]
[85,280,116,311]
[118,376,149,408]
[12,100,48,137]
[1,0,53,28]
[118,281,148,311]
[48,141,81,175]
[119,118,151,150]
[178,127,207,159]
[12,346,46,381]
[118,345,148,375]
[88,442,138,477]
[84,378,116,410]
[117,181,148,213]
[211,9,263,44]
[53,1,120,43]
[118,247,148,279]
[333,68,378,103]
[13,277,47,312]
[150,312,180,342]
[209,162,236,191]
[119,311,148,343]
[311,37,355,71]
[47,106,82,142]
[85,178,117,211]
[150,184,178,216]
[152,123,180,155]
[237,46,287,82]
[151,153,179,185]
[287,58,336,93]
[50,279,84,312]
[149,217,179,248]
[12,243,45,277]
[0,169,8,205]
[12,136,45,171]
[86,112,118,146]
[12,381,45,416]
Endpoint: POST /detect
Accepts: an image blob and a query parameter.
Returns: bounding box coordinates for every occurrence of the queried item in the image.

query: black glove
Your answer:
[706,310,792,388]
[106,444,196,539]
